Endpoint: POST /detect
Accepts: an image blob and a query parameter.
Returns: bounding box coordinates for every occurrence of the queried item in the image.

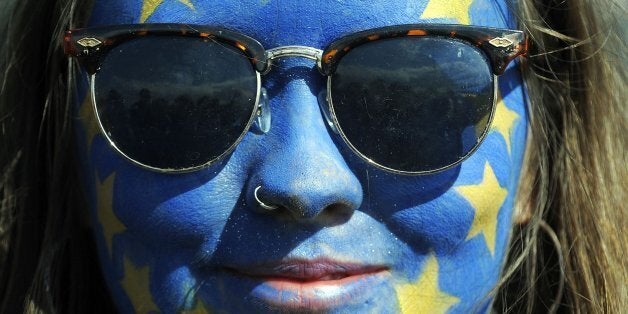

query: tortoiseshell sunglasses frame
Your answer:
[64,23,527,76]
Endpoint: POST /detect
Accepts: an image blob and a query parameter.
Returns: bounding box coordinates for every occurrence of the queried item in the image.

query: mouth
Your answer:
[222,259,390,311]
[226,259,387,282]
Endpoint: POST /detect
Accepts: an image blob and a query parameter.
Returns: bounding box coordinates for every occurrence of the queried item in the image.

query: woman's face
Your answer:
[75,0,527,312]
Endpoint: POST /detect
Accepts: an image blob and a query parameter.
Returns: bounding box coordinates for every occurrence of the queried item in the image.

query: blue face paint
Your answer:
[75,0,528,312]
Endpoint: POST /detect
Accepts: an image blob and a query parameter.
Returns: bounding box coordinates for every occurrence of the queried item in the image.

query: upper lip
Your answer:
[224,258,388,282]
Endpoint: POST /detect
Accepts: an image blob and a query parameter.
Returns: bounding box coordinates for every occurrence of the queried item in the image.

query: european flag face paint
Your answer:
[74,0,527,312]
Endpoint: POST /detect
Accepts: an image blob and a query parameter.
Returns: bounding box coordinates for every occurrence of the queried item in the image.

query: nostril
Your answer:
[274,193,357,224]
[250,192,356,226]
[273,202,354,226]
[315,203,354,226]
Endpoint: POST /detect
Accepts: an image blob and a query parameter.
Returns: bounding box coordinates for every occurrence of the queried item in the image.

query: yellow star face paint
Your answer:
[121,256,159,312]
[95,172,125,259]
[456,162,508,256]
[77,91,101,153]
[395,254,460,313]
[140,0,195,23]
[492,90,521,156]
[421,0,475,24]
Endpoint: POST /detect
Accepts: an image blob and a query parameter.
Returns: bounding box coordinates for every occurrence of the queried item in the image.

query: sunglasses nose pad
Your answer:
[317,89,338,134]
[254,87,271,133]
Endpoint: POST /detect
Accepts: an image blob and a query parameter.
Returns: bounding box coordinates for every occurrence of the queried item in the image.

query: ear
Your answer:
[513,124,535,226]
[514,201,532,225]
[512,162,533,226]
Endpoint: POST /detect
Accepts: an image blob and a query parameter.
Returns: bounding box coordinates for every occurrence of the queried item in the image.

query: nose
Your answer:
[248,59,362,225]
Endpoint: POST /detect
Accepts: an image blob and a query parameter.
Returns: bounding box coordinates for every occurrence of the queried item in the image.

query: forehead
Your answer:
[88,0,513,47]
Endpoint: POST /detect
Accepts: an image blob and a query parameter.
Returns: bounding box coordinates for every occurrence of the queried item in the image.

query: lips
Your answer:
[219,259,391,311]
[226,259,387,282]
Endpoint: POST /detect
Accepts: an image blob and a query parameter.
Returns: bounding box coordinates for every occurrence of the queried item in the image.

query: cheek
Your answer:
[374,67,526,311]
[75,87,256,311]
[373,66,527,256]
[99,164,238,250]
[81,133,250,255]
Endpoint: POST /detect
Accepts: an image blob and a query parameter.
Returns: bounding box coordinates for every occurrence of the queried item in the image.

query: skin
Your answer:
[74,0,527,312]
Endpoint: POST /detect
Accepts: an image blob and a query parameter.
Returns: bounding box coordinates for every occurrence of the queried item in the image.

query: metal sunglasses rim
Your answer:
[88,72,262,174]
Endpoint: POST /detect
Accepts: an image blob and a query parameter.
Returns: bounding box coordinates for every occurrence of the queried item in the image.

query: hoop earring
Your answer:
[254,186,278,211]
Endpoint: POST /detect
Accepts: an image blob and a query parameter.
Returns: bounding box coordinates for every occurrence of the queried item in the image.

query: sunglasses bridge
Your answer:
[255,45,337,135]
[262,46,324,75]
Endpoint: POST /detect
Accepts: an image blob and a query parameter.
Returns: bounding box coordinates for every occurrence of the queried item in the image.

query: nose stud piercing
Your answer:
[254,186,278,210]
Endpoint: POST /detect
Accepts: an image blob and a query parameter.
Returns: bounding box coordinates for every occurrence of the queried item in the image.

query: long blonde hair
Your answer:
[496,0,627,312]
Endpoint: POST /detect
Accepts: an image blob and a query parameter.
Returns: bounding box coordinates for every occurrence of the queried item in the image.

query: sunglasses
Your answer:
[64,23,527,175]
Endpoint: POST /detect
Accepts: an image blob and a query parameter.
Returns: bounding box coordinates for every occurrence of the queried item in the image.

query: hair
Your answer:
[495,0,627,312]
[0,0,625,312]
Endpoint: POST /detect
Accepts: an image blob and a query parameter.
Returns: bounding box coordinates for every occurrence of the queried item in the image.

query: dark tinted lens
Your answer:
[330,37,494,173]
[94,36,258,170]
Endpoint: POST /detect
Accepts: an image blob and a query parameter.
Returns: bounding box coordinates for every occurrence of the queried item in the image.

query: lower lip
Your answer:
[229,269,391,311]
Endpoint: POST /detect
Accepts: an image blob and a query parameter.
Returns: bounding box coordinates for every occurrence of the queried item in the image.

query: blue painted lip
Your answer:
[218,258,391,311]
